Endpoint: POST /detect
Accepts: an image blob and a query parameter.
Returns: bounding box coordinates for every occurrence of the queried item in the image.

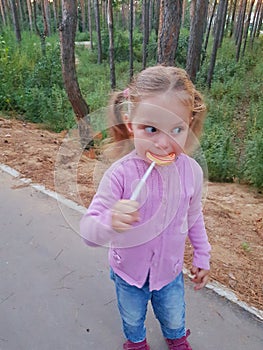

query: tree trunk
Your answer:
[107,0,115,89]
[59,0,92,148]
[148,0,153,34]
[249,0,260,46]
[43,0,51,36]
[155,0,160,37]
[80,0,86,32]
[256,3,263,37]
[129,0,134,81]
[94,0,102,64]
[235,0,247,62]
[235,0,246,44]
[157,0,183,66]
[207,0,227,87]
[202,0,217,63]
[0,0,6,26]
[26,0,33,31]
[218,0,228,47]
[252,0,263,40]
[242,0,255,56]
[16,0,23,28]
[87,0,93,50]
[229,0,237,37]
[186,0,209,82]
[33,0,47,56]
[9,0,21,43]
[181,0,187,27]
[189,0,196,29]
[142,0,150,69]
[225,0,233,34]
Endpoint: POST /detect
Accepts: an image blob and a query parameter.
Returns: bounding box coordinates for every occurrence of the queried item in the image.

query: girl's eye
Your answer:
[145,126,157,133]
[172,127,183,135]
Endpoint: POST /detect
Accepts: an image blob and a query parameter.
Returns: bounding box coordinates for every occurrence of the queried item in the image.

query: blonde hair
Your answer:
[108,65,206,156]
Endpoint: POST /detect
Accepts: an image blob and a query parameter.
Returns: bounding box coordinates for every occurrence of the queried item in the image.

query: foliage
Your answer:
[199,38,263,189]
[0,30,75,132]
[176,28,189,67]
[201,121,238,182]
[0,28,262,189]
[242,132,263,188]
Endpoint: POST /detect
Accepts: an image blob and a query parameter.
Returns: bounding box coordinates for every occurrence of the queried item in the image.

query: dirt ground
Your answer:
[0,117,262,312]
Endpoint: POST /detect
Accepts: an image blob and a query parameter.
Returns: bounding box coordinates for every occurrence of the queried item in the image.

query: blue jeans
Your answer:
[110,269,186,343]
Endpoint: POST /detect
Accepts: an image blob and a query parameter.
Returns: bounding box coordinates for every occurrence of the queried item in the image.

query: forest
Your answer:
[0,0,262,188]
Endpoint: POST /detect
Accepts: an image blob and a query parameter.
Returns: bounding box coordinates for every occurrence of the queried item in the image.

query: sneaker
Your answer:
[165,329,192,350]
[123,338,150,350]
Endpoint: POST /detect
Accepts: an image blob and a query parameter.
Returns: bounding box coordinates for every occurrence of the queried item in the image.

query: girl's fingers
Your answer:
[113,221,133,233]
[112,201,140,232]
[194,276,209,290]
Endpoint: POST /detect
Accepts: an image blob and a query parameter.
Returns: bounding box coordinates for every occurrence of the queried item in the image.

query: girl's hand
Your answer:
[189,266,210,291]
[111,199,140,233]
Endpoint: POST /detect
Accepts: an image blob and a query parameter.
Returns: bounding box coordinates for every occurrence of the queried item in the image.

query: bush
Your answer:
[201,121,238,182]
[0,31,75,132]
[242,133,263,188]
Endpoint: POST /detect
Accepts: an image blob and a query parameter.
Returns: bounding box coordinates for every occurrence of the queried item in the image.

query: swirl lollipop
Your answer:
[130,151,176,200]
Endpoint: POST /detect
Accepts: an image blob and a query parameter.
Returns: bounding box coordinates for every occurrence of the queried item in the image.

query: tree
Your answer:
[157,0,183,66]
[9,0,21,43]
[43,0,51,36]
[33,0,48,56]
[154,0,161,36]
[229,0,238,37]
[26,0,33,32]
[235,0,247,62]
[142,0,150,69]
[79,0,86,32]
[129,0,134,81]
[0,0,7,26]
[108,0,116,88]
[207,0,228,87]
[87,0,93,50]
[186,0,209,81]
[242,0,255,56]
[218,0,228,47]
[59,0,92,147]
[250,0,263,47]
[202,0,218,63]
[256,2,263,37]
[94,0,102,64]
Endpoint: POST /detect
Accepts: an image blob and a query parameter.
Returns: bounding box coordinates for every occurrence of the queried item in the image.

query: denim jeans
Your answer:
[110,269,186,343]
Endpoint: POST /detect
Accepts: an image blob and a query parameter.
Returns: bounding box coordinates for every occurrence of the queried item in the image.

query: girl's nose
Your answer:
[154,132,171,150]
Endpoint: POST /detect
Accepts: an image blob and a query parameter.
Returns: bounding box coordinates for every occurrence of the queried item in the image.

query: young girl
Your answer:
[80,66,211,350]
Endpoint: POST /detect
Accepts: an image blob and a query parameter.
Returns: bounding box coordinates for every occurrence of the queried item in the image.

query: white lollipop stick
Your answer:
[130,151,176,201]
[130,162,155,201]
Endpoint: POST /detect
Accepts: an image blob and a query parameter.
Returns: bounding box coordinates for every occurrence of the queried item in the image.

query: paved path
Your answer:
[0,170,262,350]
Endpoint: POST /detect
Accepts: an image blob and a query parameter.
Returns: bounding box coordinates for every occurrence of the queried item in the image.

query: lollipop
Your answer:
[130,151,176,200]
[146,151,176,165]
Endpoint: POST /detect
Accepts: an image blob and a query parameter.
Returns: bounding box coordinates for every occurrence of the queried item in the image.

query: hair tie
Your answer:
[123,88,129,99]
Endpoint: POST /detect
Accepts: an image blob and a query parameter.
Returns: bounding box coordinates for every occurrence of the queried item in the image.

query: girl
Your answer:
[80,66,211,350]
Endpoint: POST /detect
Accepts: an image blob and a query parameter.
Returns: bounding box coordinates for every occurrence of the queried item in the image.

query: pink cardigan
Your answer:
[80,150,211,291]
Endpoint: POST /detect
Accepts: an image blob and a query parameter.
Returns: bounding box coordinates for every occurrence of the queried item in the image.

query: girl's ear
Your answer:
[123,113,133,133]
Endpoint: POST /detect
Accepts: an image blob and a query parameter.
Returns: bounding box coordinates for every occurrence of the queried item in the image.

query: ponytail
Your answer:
[108,91,130,142]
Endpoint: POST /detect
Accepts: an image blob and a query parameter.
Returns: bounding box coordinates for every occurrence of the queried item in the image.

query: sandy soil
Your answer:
[0,117,262,311]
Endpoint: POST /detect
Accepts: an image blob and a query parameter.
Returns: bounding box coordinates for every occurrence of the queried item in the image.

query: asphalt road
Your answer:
[0,169,262,350]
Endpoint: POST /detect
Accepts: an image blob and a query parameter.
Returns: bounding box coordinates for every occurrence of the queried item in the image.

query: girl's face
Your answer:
[126,93,192,163]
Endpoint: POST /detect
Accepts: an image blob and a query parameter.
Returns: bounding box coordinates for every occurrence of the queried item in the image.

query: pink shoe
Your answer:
[123,338,150,350]
[165,329,192,350]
